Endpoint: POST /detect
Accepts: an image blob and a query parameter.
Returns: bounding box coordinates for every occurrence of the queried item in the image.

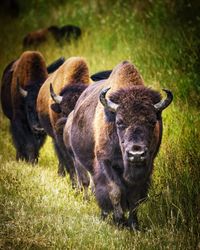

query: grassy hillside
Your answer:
[0,1,199,249]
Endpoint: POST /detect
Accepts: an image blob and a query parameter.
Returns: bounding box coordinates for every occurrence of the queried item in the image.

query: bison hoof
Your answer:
[113,215,126,227]
[127,221,140,231]
[101,210,109,220]
[57,170,66,177]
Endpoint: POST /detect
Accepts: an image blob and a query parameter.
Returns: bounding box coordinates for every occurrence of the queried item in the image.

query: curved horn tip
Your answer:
[102,87,111,93]
[99,87,119,112]
[99,87,111,105]
[100,87,111,97]
[162,88,173,98]
[162,88,174,105]
[154,88,173,112]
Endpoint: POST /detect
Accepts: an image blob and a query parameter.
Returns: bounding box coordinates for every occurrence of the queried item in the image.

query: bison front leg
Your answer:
[108,181,125,225]
[98,159,125,226]
[11,120,34,162]
[126,183,149,231]
[16,150,26,161]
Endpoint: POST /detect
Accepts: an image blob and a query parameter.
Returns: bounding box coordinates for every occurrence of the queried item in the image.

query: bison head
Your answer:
[17,79,45,134]
[100,86,173,185]
[50,83,87,116]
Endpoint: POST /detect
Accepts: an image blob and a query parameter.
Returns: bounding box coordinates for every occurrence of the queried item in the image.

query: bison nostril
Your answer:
[128,150,145,157]
[126,146,148,162]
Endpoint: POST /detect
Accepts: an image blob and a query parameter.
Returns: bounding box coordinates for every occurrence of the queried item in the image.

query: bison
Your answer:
[50,83,90,192]
[64,61,173,229]
[60,25,81,42]
[1,51,48,163]
[23,28,50,48]
[36,57,90,185]
[48,25,82,42]
[23,24,81,48]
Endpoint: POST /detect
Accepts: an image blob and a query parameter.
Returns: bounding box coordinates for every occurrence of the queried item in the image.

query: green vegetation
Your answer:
[0,1,199,249]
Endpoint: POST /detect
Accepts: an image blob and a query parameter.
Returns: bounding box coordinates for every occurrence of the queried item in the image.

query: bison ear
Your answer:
[104,109,116,122]
[51,103,61,113]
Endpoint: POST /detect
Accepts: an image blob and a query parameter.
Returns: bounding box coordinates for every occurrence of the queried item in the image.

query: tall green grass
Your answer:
[0,1,199,249]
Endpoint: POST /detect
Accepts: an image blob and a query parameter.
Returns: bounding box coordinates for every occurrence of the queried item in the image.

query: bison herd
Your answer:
[23,25,82,48]
[0,51,173,230]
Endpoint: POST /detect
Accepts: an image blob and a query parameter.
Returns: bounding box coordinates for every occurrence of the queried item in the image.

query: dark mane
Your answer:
[59,83,88,115]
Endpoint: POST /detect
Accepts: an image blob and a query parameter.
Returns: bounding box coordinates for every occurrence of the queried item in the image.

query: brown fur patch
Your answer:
[12,51,47,88]
[110,86,161,110]
[107,61,144,95]
[11,51,48,117]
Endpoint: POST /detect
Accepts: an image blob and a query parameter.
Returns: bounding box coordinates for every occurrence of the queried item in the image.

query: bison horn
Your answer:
[154,89,173,112]
[17,78,28,97]
[50,83,63,104]
[99,87,119,112]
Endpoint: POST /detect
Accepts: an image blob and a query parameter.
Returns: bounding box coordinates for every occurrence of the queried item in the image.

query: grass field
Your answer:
[0,1,199,249]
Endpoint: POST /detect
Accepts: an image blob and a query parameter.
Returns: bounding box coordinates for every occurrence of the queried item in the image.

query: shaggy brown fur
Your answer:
[37,56,90,137]
[107,61,144,93]
[109,86,161,123]
[12,51,47,82]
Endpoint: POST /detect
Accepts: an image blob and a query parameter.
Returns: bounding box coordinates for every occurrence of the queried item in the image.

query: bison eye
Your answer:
[116,120,126,130]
